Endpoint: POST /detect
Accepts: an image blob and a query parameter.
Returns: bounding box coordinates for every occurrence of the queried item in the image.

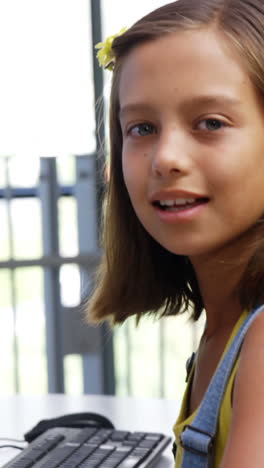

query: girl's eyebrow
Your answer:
[119,95,241,120]
[183,94,242,111]
[119,104,156,121]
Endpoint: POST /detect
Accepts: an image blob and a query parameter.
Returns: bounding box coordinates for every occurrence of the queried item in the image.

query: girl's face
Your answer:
[119,28,264,262]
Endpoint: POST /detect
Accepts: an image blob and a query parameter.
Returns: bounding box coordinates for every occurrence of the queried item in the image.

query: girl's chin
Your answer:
[156,241,220,260]
[157,244,208,257]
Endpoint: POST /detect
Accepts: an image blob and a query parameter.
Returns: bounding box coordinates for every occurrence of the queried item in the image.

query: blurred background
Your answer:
[0,0,204,401]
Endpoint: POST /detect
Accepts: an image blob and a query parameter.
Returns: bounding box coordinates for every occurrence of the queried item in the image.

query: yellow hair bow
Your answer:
[95,27,127,71]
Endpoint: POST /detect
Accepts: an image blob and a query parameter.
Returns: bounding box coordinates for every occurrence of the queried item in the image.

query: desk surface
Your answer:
[0,394,180,467]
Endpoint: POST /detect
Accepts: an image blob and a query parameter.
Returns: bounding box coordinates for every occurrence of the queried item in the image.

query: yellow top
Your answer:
[173,310,248,467]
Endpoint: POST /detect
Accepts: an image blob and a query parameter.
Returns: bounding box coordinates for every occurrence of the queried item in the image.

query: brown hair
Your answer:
[87,0,264,324]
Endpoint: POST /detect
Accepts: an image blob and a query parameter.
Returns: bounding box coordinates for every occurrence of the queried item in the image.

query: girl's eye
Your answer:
[196,118,226,132]
[128,123,156,137]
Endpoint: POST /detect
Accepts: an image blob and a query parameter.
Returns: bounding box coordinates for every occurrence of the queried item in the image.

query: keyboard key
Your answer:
[88,434,108,445]
[116,455,145,467]
[130,447,150,459]
[24,449,43,462]
[38,444,77,467]
[139,440,157,449]
[57,444,98,467]
[144,434,162,441]
[110,431,130,442]
[33,434,64,454]
[98,429,113,437]
[70,428,97,444]
[7,459,34,468]
[99,463,122,468]
[77,445,115,467]
[122,440,138,448]
[127,435,143,442]
[126,433,145,441]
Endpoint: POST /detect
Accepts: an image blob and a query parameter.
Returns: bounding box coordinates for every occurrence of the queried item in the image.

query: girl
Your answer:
[88,0,264,466]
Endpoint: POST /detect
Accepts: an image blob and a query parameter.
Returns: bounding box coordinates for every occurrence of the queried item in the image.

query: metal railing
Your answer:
[0,155,115,395]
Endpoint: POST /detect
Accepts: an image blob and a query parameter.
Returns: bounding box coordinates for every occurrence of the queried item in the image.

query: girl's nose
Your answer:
[151,130,190,178]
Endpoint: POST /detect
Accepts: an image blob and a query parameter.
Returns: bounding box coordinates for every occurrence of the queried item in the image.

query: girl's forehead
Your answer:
[120,27,246,71]
[118,28,253,111]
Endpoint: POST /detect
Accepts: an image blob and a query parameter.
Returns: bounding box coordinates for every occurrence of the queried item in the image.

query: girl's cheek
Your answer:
[122,159,132,189]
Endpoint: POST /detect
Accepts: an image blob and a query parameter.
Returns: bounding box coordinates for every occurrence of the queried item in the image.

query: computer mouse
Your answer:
[24,412,115,443]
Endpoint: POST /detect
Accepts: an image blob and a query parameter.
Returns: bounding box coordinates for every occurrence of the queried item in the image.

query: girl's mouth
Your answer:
[153,197,209,212]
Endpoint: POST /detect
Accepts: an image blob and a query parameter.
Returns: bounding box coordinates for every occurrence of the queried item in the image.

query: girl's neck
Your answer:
[190,236,255,337]
[196,266,242,338]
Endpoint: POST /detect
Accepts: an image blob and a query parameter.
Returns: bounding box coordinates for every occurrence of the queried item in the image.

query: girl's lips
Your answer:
[153,197,209,209]
[150,189,209,204]
[153,198,209,222]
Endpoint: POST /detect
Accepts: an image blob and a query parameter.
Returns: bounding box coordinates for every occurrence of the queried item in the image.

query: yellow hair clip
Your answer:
[95,27,127,71]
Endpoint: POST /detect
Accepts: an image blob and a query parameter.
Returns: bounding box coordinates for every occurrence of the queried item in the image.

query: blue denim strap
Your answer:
[180,304,264,468]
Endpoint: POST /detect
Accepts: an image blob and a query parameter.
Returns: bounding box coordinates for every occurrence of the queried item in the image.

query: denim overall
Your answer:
[179,304,264,468]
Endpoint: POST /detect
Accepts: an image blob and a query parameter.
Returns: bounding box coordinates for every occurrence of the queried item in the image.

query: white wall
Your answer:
[0,0,169,159]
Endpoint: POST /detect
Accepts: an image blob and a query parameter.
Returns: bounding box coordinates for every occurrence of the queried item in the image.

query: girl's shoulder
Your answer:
[220,308,264,467]
[238,308,264,374]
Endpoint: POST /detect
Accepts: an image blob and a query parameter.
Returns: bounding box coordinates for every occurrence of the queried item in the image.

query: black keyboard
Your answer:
[2,426,171,468]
